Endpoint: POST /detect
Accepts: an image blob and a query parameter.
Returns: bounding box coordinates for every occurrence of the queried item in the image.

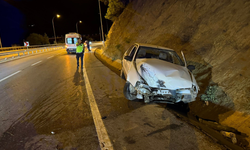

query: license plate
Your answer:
[157,90,171,95]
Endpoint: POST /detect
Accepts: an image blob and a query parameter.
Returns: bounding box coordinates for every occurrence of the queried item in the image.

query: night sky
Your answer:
[1,0,111,47]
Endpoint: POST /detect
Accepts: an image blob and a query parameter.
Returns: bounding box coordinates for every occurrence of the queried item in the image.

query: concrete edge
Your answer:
[94,48,121,75]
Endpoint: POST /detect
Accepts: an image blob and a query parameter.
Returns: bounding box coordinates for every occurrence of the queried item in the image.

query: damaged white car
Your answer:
[120,43,199,104]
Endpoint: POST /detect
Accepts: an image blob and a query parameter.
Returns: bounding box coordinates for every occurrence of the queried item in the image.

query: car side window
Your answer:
[171,52,185,66]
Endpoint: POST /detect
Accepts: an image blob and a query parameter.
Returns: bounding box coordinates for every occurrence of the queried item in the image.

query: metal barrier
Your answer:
[0,44,64,52]
[0,46,64,62]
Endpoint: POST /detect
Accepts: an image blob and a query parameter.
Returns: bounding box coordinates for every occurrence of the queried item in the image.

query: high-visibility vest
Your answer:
[76,43,84,53]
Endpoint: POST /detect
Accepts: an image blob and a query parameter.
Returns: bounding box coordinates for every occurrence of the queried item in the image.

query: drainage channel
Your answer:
[164,103,247,150]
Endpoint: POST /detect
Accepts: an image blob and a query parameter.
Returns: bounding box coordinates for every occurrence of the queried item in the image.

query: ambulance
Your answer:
[65,33,82,53]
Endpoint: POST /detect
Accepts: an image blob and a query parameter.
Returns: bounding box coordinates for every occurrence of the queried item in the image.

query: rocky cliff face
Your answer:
[104,0,250,114]
[103,0,250,146]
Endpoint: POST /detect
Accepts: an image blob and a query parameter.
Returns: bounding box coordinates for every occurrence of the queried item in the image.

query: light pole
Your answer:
[98,0,105,45]
[0,28,2,48]
[76,20,82,33]
[52,14,60,44]
[0,37,2,48]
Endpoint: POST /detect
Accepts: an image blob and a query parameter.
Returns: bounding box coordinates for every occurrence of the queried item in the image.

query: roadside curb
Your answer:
[94,48,121,74]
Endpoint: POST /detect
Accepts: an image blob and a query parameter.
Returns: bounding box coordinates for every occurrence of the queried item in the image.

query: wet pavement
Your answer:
[0,49,99,149]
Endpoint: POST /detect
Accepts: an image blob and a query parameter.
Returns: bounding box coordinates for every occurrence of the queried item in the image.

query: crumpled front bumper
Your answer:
[134,81,197,103]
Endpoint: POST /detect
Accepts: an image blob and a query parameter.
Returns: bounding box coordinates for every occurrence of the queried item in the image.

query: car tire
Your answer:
[123,82,137,101]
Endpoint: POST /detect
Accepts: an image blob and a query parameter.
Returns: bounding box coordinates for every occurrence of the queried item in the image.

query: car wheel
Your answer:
[123,82,137,100]
[120,69,125,80]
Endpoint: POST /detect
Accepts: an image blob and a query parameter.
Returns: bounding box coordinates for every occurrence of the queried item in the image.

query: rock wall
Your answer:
[104,0,250,113]
[103,0,250,146]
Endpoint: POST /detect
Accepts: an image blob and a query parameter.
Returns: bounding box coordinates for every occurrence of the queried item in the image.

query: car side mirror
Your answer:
[187,65,195,72]
[124,56,133,61]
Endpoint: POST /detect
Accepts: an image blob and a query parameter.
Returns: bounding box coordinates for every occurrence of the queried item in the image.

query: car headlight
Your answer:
[192,85,197,91]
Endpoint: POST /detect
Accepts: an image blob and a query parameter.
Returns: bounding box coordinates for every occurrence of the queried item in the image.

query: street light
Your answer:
[0,28,3,48]
[76,20,82,33]
[52,14,60,44]
[98,0,105,45]
[0,37,2,48]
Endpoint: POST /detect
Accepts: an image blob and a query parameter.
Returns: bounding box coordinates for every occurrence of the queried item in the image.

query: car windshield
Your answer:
[135,46,185,66]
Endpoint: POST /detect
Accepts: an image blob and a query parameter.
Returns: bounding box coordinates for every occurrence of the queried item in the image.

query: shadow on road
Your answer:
[73,68,84,86]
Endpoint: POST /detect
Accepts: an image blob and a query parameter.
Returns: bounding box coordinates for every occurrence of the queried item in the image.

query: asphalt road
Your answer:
[0,43,224,150]
[0,47,99,149]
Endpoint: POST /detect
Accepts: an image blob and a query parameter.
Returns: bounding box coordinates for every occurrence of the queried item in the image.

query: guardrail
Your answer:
[0,45,64,63]
[0,44,64,52]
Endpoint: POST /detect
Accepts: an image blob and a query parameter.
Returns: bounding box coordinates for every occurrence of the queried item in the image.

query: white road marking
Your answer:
[83,61,114,150]
[0,70,21,83]
[47,56,54,59]
[31,61,42,66]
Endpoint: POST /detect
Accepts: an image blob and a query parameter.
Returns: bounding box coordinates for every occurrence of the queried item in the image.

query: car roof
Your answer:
[135,43,175,51]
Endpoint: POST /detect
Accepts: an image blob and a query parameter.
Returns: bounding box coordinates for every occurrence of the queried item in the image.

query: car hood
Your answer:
[136,59,193,89]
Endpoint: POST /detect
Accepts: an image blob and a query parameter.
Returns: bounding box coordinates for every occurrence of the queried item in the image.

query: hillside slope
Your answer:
[102,0,250,147]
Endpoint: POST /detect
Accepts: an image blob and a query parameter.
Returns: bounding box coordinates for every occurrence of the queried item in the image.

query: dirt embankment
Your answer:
[98,0,250,148]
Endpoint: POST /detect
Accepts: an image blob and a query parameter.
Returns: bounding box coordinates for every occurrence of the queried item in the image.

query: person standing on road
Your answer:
[84,40,91,52]
[76,39,84,69]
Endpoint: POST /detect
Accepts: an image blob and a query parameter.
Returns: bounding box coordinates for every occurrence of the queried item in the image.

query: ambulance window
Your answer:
[73,38,78,44]
[67,38,72,44]
[67,38,78,44]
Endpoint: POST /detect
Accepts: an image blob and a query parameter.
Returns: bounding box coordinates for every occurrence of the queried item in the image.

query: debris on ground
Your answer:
[220,131,237,144]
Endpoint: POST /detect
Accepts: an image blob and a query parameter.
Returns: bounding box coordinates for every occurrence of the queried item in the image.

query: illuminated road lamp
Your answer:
[76,20,82,33]
[52,14,60,44]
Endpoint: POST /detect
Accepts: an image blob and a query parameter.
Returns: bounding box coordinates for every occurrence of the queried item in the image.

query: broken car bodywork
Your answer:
[122,43,199,104]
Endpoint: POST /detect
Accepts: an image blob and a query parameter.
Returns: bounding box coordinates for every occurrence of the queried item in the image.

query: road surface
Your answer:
[0,44,224,150]
[0,47,99,149]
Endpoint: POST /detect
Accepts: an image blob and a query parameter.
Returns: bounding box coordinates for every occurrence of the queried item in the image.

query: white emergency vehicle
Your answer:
[65,33,81,53]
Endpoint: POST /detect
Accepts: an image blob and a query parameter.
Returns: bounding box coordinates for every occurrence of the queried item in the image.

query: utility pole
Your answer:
[98,0,105,45]
[0,28,2,48]
[52,14,60,44]
[0,36,2,48]
[52,17,57,44]
[76,20,82,33]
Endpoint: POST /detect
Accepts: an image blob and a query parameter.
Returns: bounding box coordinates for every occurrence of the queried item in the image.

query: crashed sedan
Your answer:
[120,43,199,104]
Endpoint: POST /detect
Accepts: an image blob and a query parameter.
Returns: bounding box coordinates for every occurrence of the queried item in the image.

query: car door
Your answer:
[123,45,138,76]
